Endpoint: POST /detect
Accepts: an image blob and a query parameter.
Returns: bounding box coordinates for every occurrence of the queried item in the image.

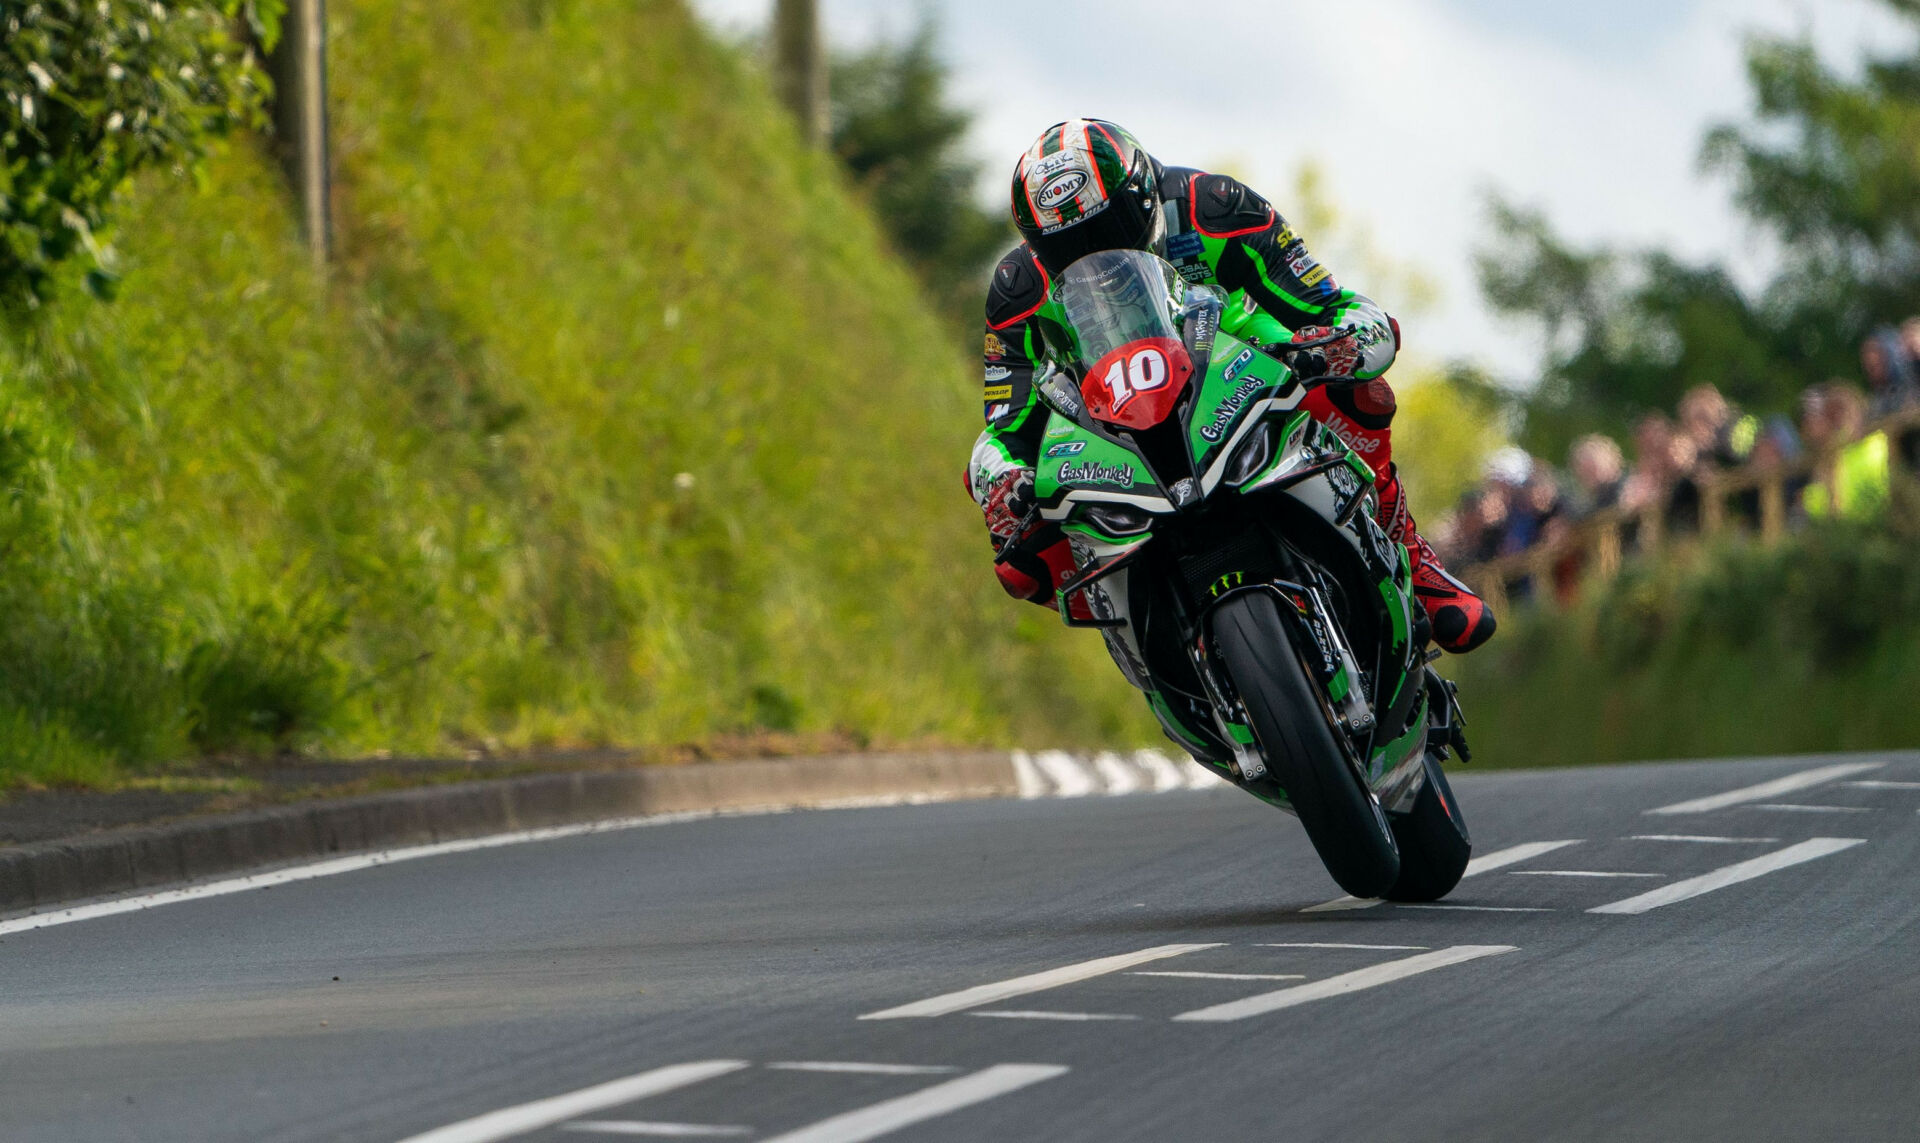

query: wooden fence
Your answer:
[1463,407,1920,615]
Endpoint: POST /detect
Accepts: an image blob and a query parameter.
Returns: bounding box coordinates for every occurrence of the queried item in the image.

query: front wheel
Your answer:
[1211,593,1400,898]
[1385,752,1472,901]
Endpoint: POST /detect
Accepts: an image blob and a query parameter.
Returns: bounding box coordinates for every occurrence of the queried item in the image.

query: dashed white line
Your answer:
[859,943,1222,1019]
[1751,804,1873,813]
[757,1065,1070,1143]
[1589,838,1868,915]
[562,1123,752,1137]
[1256,942,1430,951]
[1129,971,1306,981]
[395,1061,750,1143]
[1646,762,1883,814]
[1844,780,1920,790]
[1171,945,1518,1023]
[969,1010,1140,1021]
[1628,835,1779,844]
[1302,840,1582,912]
[766,1063,959,1076]
[1508,871,1664,879]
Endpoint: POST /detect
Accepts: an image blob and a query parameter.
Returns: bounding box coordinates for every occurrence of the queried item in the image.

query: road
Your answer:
[3,751,1919,1142]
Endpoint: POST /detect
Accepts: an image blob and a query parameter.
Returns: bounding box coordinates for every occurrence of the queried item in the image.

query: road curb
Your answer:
[0,751,1017,915]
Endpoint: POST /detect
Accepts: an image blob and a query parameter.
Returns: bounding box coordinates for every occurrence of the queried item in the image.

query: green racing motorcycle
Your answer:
[999,248,1474,901]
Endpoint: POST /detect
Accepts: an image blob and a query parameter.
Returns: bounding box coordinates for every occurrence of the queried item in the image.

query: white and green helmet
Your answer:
[1011,119,1161,276]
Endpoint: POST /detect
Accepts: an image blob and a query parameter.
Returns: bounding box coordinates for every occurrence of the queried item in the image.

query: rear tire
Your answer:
[1211,593,1400,898]
[1384,752,1472,902]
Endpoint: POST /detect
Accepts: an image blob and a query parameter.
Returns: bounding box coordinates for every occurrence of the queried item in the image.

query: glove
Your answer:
[1285,325,1363,382]
[981,467,1039,544]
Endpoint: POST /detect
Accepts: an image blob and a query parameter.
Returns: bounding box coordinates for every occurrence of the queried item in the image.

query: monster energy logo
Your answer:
[1057,460,1135,487]
[1199,378,1266,443]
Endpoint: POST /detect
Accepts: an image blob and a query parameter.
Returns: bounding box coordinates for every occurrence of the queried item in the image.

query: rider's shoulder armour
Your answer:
[986,245,1051,332]
[1187,172,1276,239]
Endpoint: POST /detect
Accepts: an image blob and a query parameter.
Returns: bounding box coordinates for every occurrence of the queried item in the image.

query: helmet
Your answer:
[1011,119,1161,277]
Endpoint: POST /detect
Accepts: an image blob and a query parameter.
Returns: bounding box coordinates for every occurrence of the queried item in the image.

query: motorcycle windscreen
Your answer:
[1080,336,1194,428]
[1053,249,1194,430]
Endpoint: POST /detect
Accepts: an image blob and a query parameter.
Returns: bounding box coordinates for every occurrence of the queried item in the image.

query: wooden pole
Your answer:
[772,0,828,147]
[269,0,332,274]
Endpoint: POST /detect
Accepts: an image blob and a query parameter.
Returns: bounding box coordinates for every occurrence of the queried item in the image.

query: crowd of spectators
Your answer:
[1433,317,1920,578]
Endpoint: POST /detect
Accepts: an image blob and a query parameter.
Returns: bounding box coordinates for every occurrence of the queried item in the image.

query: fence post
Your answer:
[268,0,331,274]
[1760,471,1786,543]
[772,0,829,147]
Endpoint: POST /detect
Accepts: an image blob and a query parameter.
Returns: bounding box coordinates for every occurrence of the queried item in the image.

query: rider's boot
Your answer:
[1376,464,1496,654]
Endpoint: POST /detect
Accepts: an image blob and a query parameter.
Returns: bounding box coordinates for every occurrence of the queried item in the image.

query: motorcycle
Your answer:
[1000,248,1474,900]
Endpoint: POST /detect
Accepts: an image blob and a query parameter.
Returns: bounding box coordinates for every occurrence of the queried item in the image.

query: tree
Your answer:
[828,23,1009,328]
[1477,0,1920,455]
[0,1,280,312]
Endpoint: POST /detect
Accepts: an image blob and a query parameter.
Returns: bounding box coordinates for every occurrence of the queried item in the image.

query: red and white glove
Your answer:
[981,467,1039,544]
[1285,325,1364,382]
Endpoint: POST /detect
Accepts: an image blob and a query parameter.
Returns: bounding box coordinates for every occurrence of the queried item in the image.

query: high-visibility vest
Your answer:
[1804,431,1891,519]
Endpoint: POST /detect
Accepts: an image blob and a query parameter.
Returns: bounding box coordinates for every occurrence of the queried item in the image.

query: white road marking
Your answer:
[1129,971,1307,981]
[1302,840,1582,912]
[758,1065,1069,1143]
[1589,838,1867,915]
[859,943,1222,1019]
[1628,835,1779,844]
[1844,780,1920,789]
[1751,803,1873,813]
[766,1063,959,1076]
[394,1061,749,1143]
[1508,870,1665,879]
[1171,945,1518,1023]
[1032,750,1098,797]
[0,811,771,939]
[1136,749,1189,792]
[562,1123,752,1137]
[1092,752,1143,796]
[1646,762,1882,815]
[1257,942,1430,951]
[1396,904,1552,913]
[969,1010,1140,1021]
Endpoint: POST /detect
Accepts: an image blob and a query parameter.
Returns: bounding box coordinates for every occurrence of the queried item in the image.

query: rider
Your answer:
[968,119,1495,654]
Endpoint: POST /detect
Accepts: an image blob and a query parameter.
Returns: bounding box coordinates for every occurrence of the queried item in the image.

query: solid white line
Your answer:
[766,1063,959,1076]
[1135,749,1188,792]
[1172,945,1518,1022]
[1032,751,1098,798]
[858,943,1220,1019]
[1301,840,1581,912]
[1092,752,1143,796]
[1508,870,1665,879]
[1628,835,1779,844]
[1646,762,1882,815]
[1396,904,1553,912]
[395,1061,749,1143]
[968,1010,1140,1021]
[1589,838,1867,915]
[1128,971,1306,981]
[1256,942,1430,951]
[1843,780,1920,789]
[0,811,763,939]
[1751,804,1873,813]
[562,1123,752,1137]
[758,1065,1069,1143]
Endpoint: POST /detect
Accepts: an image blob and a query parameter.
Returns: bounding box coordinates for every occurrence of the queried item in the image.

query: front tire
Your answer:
[1385,752,1472,902]
[1211,593,1400,898]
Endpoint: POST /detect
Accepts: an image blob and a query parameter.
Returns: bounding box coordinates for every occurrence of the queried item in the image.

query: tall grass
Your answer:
[0,0,1153,790]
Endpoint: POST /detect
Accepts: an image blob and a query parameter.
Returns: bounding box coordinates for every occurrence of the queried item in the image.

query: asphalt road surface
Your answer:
[4,751,1919,1142]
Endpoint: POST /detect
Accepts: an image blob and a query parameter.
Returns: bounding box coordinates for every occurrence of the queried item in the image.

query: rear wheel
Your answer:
[1211,593,1400,898]
[1385,752,1472,901]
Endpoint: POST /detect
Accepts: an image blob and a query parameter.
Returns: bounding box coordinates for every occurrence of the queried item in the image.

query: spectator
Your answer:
[1678,383,1759,471]
[1860,327,1920,418]
[1566,433,1625,517]
[1804,382,1889,519]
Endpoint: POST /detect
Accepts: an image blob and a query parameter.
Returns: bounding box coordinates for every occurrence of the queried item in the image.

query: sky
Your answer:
[688,0,1910,379]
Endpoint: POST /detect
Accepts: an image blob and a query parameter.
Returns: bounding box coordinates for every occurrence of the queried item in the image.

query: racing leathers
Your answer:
[966,168,1496,655]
